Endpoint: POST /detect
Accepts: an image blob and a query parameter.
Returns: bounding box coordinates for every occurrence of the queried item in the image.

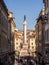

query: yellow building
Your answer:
[27,30,36,57]
[14,29,23,61]
[14,29,36,58]
[14,30,23,52]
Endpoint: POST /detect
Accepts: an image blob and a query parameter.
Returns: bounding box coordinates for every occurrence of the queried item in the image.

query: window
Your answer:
[32,43,33,45]
[31,38,33,41]
[48,29,49,41]
[20,43,23,48]
[45,31,47,41]
[0,35,1,52]
[47,29,49,41]
[47,0,48,7]
[32,46,34,49]
[16,39,18,41]
[16,47,18,49]
[45,29,49,42]
[16,43,18,45]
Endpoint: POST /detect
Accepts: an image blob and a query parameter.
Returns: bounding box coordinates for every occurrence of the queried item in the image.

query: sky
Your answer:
[4,0,44,30]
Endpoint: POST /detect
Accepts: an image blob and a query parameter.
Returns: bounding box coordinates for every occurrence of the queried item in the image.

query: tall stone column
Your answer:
[19,15,28,57]
[23,15,27,44]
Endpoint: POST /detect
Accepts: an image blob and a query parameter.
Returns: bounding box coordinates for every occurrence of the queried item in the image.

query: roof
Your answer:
[8,10,13,14]
[14,29,36,38]
[18,30,23,35]
[14,30,23,38]
[27,29,35,32]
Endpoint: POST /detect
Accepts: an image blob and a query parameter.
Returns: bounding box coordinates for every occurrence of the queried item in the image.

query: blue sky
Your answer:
[4,0,44,30]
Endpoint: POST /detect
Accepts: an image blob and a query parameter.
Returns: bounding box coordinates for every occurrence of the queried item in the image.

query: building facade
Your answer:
[8,10,16,65]
[43,0,49,64]
[27,30,36,57]
[0,0,16,65]
[14,29,36,58]
[35,8,45,65]
[14,30,23,54]
[0,0,9,64]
